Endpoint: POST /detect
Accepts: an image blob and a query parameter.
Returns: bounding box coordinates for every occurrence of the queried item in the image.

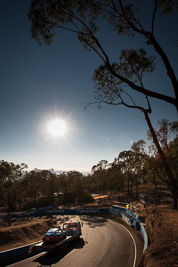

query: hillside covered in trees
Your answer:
[0,119,177,212]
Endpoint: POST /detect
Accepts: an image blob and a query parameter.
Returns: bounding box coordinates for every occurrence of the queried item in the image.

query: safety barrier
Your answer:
[0,208,110,219]
[140,223,148,251]
[0,241,40,264]
[111,205,148,251]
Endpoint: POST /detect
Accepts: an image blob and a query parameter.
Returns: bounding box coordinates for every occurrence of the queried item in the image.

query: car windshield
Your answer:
[64,223,77,230]
[48,228,61,233]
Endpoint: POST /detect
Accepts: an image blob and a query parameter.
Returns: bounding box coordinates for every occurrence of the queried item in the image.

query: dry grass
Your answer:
[138,205,178,267]
[0,218,57,251]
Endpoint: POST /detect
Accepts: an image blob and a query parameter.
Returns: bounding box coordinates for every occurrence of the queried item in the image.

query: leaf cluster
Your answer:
[28,0,178,110]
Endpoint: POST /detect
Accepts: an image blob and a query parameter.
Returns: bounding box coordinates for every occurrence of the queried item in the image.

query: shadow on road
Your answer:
[33,238,85,266]
[80,215,107,228]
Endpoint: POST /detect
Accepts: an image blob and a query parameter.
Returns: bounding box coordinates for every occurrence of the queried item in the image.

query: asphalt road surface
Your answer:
[8,216,144,267]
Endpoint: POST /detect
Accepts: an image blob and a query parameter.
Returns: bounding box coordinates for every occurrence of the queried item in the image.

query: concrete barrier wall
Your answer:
[111,205,148,251]
[140,223,148,251]
[0,241,40,264]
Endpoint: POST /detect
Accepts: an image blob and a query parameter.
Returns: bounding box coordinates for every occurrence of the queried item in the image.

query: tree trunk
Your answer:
[149,34,178,112]
[8,212,11,227]
[144,112,178,209]
[127,179,130,196]
[136,182,139,196]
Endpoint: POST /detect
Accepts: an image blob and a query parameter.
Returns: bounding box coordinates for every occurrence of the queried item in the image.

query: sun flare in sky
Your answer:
[48,119,67,137]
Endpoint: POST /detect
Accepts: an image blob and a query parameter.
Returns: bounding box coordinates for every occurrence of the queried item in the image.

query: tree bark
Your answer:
[149,34,178,110]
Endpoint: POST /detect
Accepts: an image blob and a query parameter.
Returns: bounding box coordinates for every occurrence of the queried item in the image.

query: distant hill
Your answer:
[54,170,91,176]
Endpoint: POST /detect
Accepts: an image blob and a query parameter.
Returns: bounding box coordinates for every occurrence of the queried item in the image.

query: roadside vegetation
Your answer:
[0,119,177,216]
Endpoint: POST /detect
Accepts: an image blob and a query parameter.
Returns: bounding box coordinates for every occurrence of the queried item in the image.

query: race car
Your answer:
[42,227,66,243]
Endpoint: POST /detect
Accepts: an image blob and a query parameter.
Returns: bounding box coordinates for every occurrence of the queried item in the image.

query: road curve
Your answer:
[8,216,144,267]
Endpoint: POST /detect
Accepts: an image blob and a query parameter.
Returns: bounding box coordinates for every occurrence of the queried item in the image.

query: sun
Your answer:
[48,119,67,137]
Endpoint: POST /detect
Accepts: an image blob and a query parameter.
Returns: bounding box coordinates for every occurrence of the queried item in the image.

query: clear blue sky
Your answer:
[0,1,177,172]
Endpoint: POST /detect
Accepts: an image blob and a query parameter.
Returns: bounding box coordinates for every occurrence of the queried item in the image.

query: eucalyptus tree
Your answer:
[0,161,27,211]
[57,172,68,194]
[59,171,92,205]
[68,171,84,205]
[23,169,43,207]
[86,173,99,193]
[0,161,27,225]
[147,120,178,195]
[117,150,136,196]
[41,170,58,201]
[144,155,164,194]
[91,160,109,194]
[168,131,178,179]
[92,49,178,206]
[28,0,178,110]
[107,160,125,193]
[28,0,178,208]
[152,119,178,163]
[131,139,148,194]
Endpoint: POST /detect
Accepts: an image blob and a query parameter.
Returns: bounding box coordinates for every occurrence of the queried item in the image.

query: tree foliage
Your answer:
[0,120,177,210]
[147,119,178,184]
[0,161,27,212]
[28,0,178,109]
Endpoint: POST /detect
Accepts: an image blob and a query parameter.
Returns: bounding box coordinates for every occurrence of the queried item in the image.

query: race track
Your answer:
[8,216,144,267]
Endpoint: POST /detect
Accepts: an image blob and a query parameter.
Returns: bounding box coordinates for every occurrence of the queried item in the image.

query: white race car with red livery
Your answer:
[42,227,66,243]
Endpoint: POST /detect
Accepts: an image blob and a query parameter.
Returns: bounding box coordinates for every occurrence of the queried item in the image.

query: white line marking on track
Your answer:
[109,220,137,267]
